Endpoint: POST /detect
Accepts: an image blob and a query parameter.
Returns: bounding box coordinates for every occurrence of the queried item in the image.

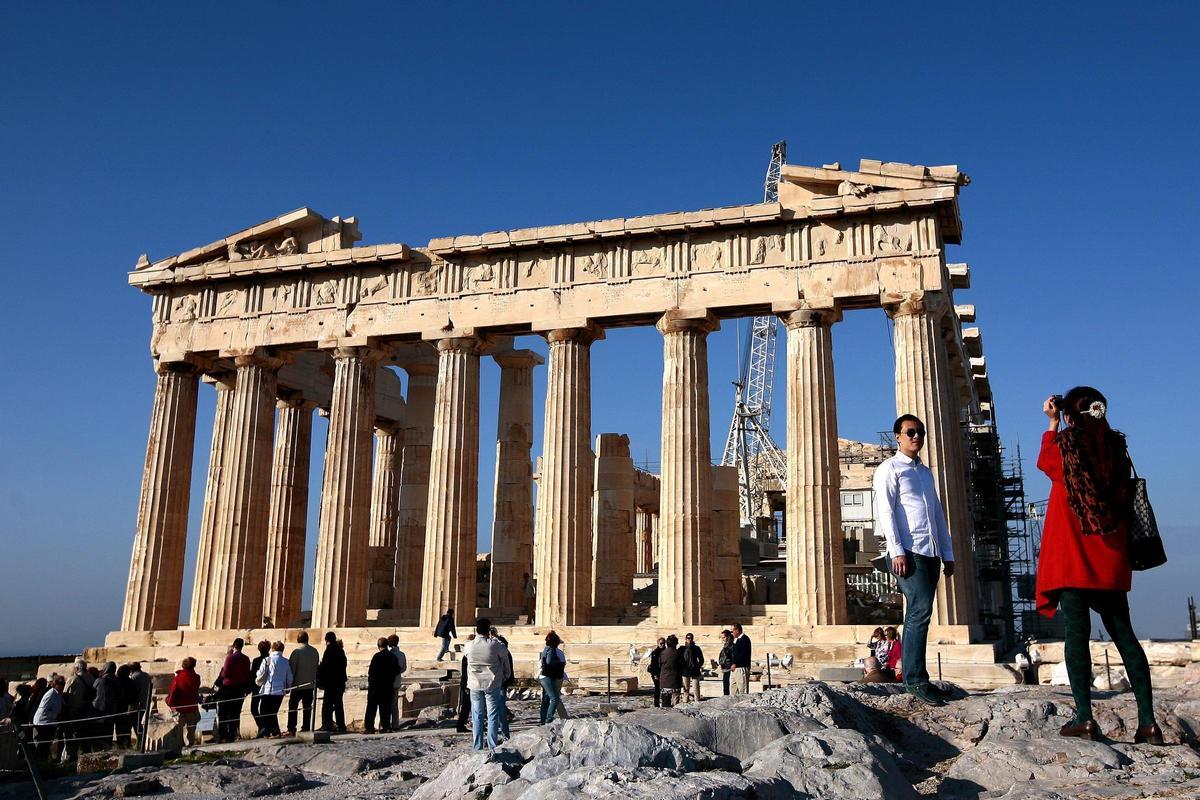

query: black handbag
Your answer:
[1128,464,1167,571]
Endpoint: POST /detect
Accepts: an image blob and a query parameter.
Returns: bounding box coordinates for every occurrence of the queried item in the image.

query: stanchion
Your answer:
[937,652,943,683]
[766,654,772,689]
[606,658,612,704]
[1105,650,1111,688]
[14,728,48,800]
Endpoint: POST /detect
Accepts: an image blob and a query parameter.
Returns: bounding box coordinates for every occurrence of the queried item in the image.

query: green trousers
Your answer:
[1058,589,1155,727]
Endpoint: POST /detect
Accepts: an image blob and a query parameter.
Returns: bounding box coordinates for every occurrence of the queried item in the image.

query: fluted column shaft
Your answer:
[204,352,281,630]
[592,433,635,615]
[311,347,381,628]
[635,508,655,573]
[367,422,402,609]
[394,361,437,614]
[656,313,718,626]
[490,350,540,610]
[419,338,484,629]
[782,308,849,625]
[887,292,977,625]
[122,361,199,631]
[534,326,600,627]
[262,396,314,628]
[369,424,402,549]
[189,376,234,630]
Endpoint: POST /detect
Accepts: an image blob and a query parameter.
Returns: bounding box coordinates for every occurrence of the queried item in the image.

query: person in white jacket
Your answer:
[255,641,292,737]
[463,618,510,751]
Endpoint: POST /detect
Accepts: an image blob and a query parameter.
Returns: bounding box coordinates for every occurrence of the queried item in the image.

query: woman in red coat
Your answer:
[1035,386,1161,744]
[166,657,203,747]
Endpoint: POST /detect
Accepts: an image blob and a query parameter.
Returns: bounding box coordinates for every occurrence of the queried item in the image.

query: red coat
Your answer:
[1035,430,1131,616]
[166,668,201,714]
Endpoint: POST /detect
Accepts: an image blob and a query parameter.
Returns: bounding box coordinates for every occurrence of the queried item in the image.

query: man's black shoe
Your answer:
[906,684,946,706]
[928,683,954,699]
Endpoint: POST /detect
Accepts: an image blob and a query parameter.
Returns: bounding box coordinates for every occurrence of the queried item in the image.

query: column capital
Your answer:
[153,358,201,377]
[275,391,317,412]
[221,347,288,371]
[396,356,439,377]
[542,323,604,346]
[656,310,719,336]
[779,304,842,329]
[434,335,490,355]
[322,344,389,365]
[493,349,545,369]
[374,418,401,436]
[881,290,951,320]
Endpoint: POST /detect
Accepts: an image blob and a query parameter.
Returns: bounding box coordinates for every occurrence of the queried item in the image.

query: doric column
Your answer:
[189,374,234,630]
[204,350,282,630]
[535,325,601,627]
[418,337,485,629]
[885,291,978,625]
[262,394,314,628]
[781,306,848,625]
[367,421,402,609]
[656,312,718,626]
[489,350,541,610]
[635,507,655,573]
[592,433,636,616]
[122,359,199,631]
[394,359,437,615]
[711,465,744,609]
[311,346,383,629]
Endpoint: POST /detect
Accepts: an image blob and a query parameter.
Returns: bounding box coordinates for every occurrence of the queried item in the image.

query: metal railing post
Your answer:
[606,658,612,704]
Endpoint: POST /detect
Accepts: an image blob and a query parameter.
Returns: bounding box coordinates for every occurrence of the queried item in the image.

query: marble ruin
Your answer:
[110,157,1000,683]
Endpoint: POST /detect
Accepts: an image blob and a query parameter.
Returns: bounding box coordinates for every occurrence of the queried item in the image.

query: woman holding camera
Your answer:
[1035,386,1161,744]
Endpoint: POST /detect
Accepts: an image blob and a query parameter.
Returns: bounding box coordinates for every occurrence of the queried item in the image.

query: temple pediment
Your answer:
[135,207,365,272]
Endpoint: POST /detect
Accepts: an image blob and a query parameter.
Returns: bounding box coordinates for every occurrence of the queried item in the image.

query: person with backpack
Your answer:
[680,633,705,702]
[536,630,568,723]
[717,630,735,696]
[657,635,684,707]
[434,609,457,662]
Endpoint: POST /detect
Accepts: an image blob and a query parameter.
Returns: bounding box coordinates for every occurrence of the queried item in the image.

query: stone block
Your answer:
[118,751,167,770]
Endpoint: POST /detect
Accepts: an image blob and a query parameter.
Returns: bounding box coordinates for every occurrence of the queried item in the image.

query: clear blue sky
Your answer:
[2,3,1197,655]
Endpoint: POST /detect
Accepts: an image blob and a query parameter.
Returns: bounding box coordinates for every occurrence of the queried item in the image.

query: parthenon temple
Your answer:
[104,156,1006,688]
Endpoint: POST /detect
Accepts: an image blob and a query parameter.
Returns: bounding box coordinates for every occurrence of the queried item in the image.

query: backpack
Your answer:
[541,649,565,680]
[395,649,407,675]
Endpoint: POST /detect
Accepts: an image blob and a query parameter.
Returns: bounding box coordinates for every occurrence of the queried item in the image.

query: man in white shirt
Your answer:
[873,414,955,707]
[463,618,509,751]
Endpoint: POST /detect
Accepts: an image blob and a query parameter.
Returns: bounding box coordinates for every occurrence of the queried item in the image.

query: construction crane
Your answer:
[720,142,788,533]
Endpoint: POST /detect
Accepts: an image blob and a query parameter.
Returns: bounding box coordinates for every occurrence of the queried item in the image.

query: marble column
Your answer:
[311,346,382,628]
[189,374,234,630]
[367,421,402,609]
[592,433,635,615]
[394,360,437,615]
[489,350,541,611]
[262,394,314,628]
[419,337,485,629]
[781,307,848,625]
[122,360,199,632]
[886,291,978,626]
[635,507,655,573]
[205,350,282,630]
[535,325,601,627]
[711,465,744,608]
[656,312,718,627]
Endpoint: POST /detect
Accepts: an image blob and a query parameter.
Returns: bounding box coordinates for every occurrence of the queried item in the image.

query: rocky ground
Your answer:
[5,683,1200,799]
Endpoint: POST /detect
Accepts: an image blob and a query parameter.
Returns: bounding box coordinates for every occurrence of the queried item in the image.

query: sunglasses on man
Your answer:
[902,428,926,438]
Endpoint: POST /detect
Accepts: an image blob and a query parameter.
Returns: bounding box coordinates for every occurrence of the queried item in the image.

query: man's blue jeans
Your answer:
[436,635,452,661]
[896,550,941,689]
[470,687,504,751]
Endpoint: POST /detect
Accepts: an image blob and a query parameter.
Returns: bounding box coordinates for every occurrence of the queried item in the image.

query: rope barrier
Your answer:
[14,681,317,729]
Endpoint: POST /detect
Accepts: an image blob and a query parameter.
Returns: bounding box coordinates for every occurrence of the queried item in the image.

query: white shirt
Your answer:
[872,452,954,561]
[463,636,508,692]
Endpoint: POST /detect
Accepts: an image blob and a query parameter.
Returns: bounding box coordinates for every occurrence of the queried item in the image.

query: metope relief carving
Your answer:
[578,250,609,280]
[632,245,665,276]
[360,273,390,301]
[873,222,913,255]
[749,233,784,265]
[812,224,845,260]
[173,294,198,322]
[312,278,339,306]
[690,240,725,272]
